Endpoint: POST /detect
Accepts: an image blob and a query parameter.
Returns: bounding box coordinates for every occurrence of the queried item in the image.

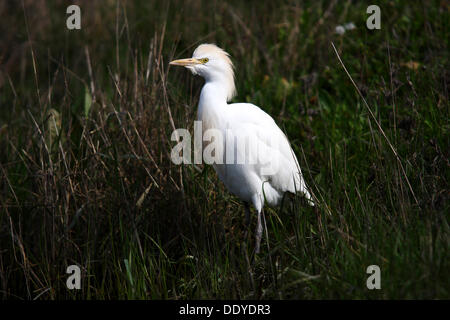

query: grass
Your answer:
[0,0,448,299]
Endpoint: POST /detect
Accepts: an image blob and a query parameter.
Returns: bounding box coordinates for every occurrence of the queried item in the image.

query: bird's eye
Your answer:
[200,58,209,64]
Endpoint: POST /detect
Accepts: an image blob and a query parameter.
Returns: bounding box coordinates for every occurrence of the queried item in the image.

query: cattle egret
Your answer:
[170,44,314,253]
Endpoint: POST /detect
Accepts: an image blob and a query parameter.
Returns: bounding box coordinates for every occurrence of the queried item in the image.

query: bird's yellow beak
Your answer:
[169,58,201,66]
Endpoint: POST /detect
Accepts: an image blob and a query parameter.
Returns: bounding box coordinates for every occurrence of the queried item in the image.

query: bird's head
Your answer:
[170,43,236,101]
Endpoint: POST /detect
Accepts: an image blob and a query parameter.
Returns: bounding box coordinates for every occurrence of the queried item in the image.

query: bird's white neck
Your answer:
[197,81,229,123]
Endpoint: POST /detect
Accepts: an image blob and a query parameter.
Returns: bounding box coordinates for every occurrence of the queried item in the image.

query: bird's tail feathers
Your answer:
[294,175,315,206]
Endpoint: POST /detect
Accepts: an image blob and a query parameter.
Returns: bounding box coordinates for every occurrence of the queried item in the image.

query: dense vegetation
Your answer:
[0,0,448,299]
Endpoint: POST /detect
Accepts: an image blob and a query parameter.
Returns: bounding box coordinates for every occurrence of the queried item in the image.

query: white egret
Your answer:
[170,44,313,253]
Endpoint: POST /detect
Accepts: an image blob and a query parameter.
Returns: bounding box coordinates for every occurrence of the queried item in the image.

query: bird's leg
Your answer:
[242,203,255,290]
[255,209,263,254]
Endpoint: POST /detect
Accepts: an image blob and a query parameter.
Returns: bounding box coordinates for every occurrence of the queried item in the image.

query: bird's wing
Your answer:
[225,103,312,201]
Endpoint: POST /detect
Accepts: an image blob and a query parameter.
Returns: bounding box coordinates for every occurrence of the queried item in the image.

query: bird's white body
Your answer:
[170,44,313,252]
[198,89,311,213]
